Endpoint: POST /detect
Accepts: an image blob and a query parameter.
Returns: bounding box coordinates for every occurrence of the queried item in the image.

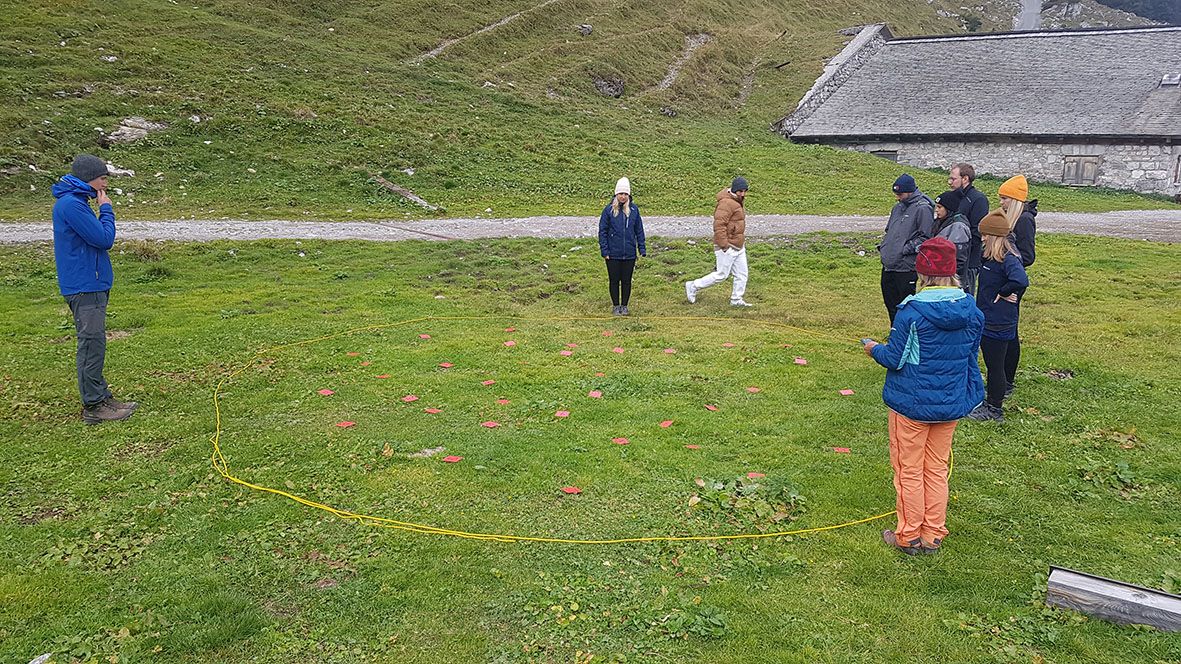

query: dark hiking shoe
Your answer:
[882,530,922,556]
[82,397,137,425]
[611,305,622,316]
[1004,383,1015,398]
[620,305,629,316]
[107,396,139,410]
[967,403,1004,423]
[921,538,943,555]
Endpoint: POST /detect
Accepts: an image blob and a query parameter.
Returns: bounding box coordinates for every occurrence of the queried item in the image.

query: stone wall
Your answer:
[839,139,1181,197]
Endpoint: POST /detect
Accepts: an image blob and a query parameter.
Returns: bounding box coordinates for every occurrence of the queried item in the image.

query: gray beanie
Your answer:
[71,154,109,183]
[731,176,748,192]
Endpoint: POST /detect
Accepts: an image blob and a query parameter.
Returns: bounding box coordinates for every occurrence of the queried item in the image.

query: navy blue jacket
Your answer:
[957,185,989,269]
[976,253,1029,340]
[1013,200,1037,268]
[871,287,985,422]
[52,175,116,296]
[598,201,646,259]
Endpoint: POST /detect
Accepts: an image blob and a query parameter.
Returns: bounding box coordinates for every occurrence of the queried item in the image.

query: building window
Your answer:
[1062,155,1100,186]
[870,150,899,162]
[1175,155,1181,185]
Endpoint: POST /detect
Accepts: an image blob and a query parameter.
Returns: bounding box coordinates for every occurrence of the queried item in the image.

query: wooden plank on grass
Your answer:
[1046,566,1181,632]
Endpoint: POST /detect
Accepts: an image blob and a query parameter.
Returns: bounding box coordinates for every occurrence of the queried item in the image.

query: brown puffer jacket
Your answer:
[712,189,746,249]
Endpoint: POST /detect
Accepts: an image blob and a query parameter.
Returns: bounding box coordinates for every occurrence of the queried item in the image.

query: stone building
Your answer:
[774,24,1181,199]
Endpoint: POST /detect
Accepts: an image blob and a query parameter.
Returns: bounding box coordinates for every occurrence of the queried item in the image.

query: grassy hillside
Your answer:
[1,0,1175,220]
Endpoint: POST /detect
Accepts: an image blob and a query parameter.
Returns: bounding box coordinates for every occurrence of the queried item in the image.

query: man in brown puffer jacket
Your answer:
[685,177,752,307]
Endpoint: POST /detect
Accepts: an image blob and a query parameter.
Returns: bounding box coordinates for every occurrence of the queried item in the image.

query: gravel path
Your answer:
[2,210,1178,244]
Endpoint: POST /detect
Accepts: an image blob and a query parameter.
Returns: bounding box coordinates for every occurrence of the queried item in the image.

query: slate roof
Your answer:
[790,26,1181,141]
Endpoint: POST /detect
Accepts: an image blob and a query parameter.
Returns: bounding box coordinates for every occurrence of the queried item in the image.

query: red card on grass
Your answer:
[504,327,516,332]
[833,447,851,454]
[317,389,335,396]
[704,404,718,412]
[496,399,511,405]
[375,374,391,379]
[747,472,765,479]
[594,372,606,377]
[424,408,442,414]
[482,380,496,386]
[612,437,629,445]
[419,334,431,339]
[481,421,500,428]
[685,444,701,450]
[438,362,454,368]
[561,486,582,495]
[659,420,673,428]
[401,394,419,403]
[336,421,355,428]
[442,455,463,463]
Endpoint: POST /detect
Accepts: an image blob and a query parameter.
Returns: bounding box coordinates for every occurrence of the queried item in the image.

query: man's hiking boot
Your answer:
[881,530,922,556]
[82,397,138,425]
[967,402,1004,423]
[684,281,697,304]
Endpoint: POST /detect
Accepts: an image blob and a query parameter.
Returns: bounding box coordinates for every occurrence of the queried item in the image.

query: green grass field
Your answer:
[2,0,1178,221]
[2,234,1179,662]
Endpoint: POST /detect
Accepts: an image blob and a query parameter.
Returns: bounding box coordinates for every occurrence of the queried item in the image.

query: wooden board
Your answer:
[1046,566,1181,632]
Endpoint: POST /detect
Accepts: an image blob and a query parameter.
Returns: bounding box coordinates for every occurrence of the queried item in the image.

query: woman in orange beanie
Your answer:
[995,175,1037,397]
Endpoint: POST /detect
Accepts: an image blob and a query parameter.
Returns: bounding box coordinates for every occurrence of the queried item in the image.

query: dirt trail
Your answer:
[407,0,563,65]
[3,211,1179,244]
[651,34,712,92]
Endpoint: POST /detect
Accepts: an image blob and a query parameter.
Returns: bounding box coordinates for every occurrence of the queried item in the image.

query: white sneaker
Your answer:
[684,281,697,304]
[730,299,753,307]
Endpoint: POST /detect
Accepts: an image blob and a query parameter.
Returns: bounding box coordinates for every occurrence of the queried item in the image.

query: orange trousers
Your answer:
[887,410,957,548]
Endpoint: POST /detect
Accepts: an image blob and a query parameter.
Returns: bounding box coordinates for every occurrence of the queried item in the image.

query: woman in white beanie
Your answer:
[597,177,646,315]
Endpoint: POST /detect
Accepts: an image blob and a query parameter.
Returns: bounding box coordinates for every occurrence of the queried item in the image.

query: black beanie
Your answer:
[71,154,109,183]
[731,176,748,192]
[934,189,963,215]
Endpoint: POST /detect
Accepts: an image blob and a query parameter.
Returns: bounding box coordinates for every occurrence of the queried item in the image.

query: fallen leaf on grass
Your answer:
[315,579,339,590]
[381,442,393,457]
[409,446,444,458]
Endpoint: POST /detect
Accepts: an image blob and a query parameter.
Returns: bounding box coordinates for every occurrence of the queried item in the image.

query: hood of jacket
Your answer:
[898,190,933,213]
[900,286,976,331]
[1024,199,1038,217]
[716,188,743,206]
[52,174,96,200]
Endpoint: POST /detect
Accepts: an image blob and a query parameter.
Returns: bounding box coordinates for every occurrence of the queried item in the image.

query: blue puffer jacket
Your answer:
[976,253,1029,340]
[598,200,645,259]
[871,287,985,422]
[52,174,116,295]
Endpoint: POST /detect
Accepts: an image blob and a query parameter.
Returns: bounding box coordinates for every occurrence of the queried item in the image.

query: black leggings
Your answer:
[980,336,1019,407]
[881,270,917,325]
[605,258,636,306]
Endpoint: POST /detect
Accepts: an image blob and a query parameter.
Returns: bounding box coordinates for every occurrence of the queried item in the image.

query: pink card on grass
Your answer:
[555,410,570,418]
[401,395,419,403]
[418,334,431,340]
[612,437,629,445]
[317,389,335,396]
[481,421,500,428]
[839,389,855,396]
[685,444,702,450]
[561,486,582,495]
[833,447,851,454]
[424,408,442,414]
[559,350,573,357]
[442,455,463,463]
[704,404,718,412]
[794,357,808,366]
[336,421,355,428]
[659,420,673,429]
[482,380,496,386]
[438,362,454,368]
[747,472,765,479]
[587,390,602,399]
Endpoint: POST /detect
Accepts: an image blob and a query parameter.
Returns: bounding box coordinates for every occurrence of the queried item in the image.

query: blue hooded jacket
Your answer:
[976,253,1029,340]
[598,200,645,259]
[871,287,985,422]
[52,174,116,296]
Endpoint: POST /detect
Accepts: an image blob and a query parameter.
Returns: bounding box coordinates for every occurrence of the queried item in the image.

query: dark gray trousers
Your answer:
[64,291,112,407]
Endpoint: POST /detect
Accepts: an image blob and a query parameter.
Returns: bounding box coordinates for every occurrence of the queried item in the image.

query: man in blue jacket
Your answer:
[52,154,138,424]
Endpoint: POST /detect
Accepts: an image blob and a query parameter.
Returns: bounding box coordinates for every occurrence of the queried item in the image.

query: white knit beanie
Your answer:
[614,177,631,195]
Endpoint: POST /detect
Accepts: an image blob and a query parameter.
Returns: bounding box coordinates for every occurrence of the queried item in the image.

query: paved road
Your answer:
[2,210,1178,244]
[1017,0,1041,30]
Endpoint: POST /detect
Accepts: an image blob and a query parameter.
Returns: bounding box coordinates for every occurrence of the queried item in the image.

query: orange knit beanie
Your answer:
[998,175,1028,202]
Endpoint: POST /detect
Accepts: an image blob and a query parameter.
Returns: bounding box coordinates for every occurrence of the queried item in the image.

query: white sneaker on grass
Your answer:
[684,281,697,304]
[730,299,753,307]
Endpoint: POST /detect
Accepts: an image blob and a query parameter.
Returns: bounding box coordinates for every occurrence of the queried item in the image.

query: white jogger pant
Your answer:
[691,247,748,301]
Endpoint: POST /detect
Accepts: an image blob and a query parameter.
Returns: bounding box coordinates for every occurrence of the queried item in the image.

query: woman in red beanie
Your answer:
[863,237,985,555]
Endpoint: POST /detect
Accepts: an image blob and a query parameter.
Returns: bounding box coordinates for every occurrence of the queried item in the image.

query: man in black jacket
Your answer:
[949,163,988,294]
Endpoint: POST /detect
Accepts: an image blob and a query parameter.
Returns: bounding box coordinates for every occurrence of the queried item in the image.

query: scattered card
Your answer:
[401,394,419,403]
[503,340,517,347]
[612,437,629,445]
[336,421,355,428]
[659,420,673,428]
[722,342,736,348]
[664,348,677,354]
[346,352,360,357]
[482,380,496,386]
[587,390,602,399]
[561,486,582,495]
[375,374,391,379]
[685,444,701,450]
[566,343,579,348]
[704,404,718,411]
[612,347,624,354]
[794,357,808,365]
[438,362,454,368]
[746,386,761,393]
[504,327,516,332]
[602,330,613,337]
[442,455,463,463]
[360,361,371,367]
[833,447,851,454]
[317,389,335,396]
[555,410,570,418]
[559,350,573,356]
[481,421,500,428]
[839,389,855,396]
[496,399,511,405]
[747,472,766,479]
[419,334,431,339]
[424,408,442,414]
[594,372,605,377]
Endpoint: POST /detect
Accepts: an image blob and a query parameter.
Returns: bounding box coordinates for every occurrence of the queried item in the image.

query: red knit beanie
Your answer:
[915,237,957,277]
